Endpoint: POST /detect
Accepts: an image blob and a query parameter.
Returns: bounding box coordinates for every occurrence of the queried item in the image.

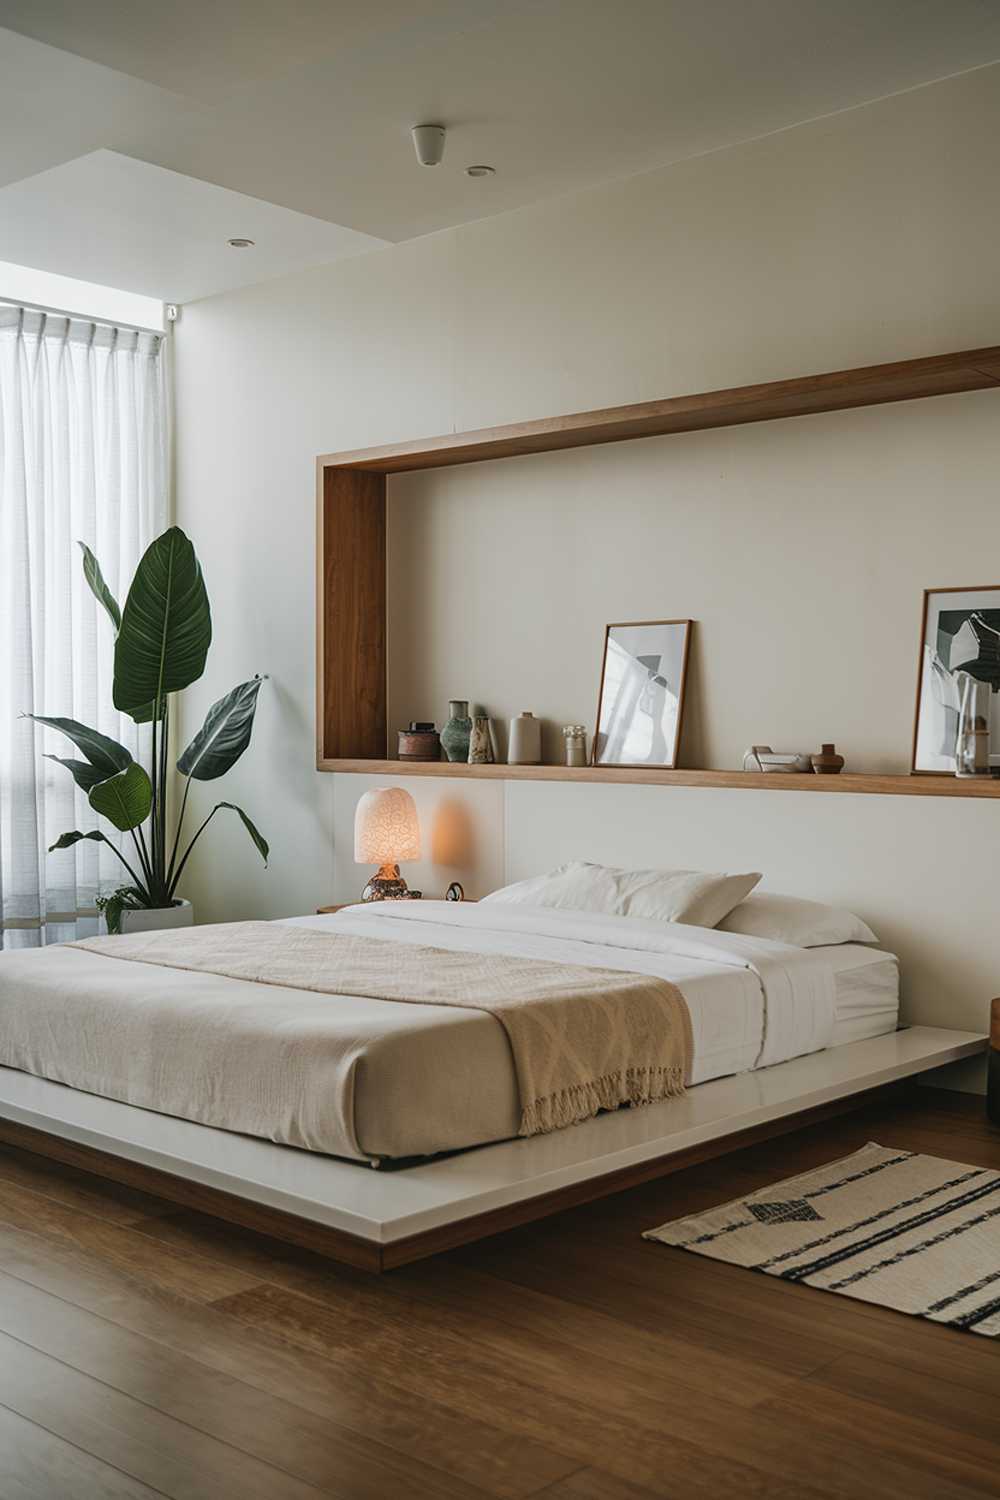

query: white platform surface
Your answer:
[0,1027,985,1245]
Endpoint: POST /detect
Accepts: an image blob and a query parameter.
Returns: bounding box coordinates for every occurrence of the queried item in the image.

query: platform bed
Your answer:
[0,1026,984,1272]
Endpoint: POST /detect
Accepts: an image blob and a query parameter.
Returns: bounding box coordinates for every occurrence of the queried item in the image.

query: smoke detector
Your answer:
[411,124,446,167]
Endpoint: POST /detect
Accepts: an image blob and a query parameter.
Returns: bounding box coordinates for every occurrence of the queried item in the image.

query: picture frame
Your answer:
[911,585,1000,775]
[592,619,692,769]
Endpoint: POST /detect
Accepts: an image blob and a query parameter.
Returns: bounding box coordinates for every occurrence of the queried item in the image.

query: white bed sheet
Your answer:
[826,945,900,1045]
[285,900,854,1085]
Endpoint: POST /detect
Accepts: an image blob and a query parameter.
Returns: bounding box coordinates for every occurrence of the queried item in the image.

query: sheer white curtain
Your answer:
[0,306,167,947]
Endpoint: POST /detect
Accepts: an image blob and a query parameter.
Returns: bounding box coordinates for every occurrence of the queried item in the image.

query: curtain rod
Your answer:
[0,296,166,338]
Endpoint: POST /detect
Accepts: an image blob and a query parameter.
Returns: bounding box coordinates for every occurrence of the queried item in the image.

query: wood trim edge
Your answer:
[315,760,1000,797]
[0,1118,384,1272]
[317,345,1000,474]
[0,1081,913,1276]
[381,1081,912,1267]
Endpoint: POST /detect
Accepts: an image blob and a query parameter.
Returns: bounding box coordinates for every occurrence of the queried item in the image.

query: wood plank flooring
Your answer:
[0,1087,997,1499]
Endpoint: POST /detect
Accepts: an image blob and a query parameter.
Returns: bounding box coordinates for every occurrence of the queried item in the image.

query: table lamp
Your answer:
[354,786,421,901]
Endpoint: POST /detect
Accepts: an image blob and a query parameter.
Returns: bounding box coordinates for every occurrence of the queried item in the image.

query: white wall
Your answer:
[387,392,1000,770]
[174,62,1000,969]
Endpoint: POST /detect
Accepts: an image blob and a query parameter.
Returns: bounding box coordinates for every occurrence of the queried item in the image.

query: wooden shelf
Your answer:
[318,760,1000,799]
[316,343,1000,768]
[318,344,1000,475]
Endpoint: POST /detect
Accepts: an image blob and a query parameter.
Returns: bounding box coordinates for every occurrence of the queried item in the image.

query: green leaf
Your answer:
[177,676,266,781]
[48,829,105,853]
[78,541,121,632]
[88,764,153,832]
[113,527,212,723]
[26,716,132,777]
[219,802,269,866]
[96,885,146,935]
[44,755,109,793]
[101,891,127,935]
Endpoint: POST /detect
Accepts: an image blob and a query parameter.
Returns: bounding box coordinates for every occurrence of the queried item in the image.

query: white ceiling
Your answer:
[0,151,386,304]
[1,0,999,304]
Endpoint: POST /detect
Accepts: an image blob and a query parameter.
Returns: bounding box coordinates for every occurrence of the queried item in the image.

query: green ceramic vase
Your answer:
[441,700,472,762]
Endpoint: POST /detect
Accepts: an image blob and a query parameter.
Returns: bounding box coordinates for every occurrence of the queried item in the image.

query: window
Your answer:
[0,278,168,945]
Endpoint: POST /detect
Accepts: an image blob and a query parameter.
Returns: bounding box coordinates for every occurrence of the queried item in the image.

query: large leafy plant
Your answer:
[29,527,268,932]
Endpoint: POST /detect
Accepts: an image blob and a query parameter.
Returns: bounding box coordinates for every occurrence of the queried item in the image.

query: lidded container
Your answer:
[562,724,587,767]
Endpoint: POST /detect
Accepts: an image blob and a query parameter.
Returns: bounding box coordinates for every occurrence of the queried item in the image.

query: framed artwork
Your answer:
[593,619,692,768]
[912,586,1000,774]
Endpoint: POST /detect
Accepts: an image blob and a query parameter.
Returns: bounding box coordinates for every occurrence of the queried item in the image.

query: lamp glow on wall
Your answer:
[354,786,421,901]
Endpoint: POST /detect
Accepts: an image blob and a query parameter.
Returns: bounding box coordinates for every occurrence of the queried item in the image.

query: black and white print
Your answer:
[913,585,1000,774]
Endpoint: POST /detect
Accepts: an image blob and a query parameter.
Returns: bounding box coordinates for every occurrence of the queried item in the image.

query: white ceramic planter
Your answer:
[118,899,193,936]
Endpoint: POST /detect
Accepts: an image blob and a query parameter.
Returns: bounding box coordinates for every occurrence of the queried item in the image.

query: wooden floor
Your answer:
[0,1088,998,1500]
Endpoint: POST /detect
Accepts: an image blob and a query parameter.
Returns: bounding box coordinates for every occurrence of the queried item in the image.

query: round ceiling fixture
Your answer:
[411,124,446,167]
[227,237,255,248]
[466,165,496,178]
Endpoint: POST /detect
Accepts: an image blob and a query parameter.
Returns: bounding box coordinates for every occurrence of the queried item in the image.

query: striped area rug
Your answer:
[643,1141,1000,1336]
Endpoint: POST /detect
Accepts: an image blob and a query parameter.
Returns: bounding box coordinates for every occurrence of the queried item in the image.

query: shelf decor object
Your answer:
[912,586,1000,775]
[508,711,542,765]
[743,747,812,773]
[440,701,472,763]
[563,725,587,766]
[468,714,492,764]
[398,723,440,761]
[811,743,845,775]
[593,620,691,768]
[317,342,1000,799]
[354,786,421,901]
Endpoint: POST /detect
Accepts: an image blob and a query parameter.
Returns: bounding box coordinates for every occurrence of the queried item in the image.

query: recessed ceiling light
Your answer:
[227,237,255,248]
[466,165,496,178]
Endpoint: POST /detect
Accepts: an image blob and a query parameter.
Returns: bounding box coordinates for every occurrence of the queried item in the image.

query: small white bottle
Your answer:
[508,711,542,765]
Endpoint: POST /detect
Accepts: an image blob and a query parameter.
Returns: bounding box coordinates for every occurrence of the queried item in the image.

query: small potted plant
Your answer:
[27,527,268,933]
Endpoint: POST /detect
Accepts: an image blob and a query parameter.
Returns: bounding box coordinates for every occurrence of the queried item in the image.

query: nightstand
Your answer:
[316,898,476,914]
[316,898,421,914]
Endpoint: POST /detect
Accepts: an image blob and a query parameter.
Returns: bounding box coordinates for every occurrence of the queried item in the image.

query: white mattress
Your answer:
[827,944,900,1045]
[0,902,900,1163]
[287,901,899,1095]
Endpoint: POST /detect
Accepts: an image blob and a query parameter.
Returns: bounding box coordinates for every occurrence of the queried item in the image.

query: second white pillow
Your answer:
[482,861,762,928]
[717,891,878,947]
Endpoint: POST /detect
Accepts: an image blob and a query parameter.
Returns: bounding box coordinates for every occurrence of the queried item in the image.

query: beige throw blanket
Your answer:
[74,921,693,1137]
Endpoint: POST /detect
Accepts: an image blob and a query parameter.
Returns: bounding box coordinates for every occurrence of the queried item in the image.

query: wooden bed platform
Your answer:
[0,1026,985,1272]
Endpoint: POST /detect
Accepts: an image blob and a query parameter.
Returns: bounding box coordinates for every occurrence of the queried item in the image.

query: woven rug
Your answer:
[644,1141,1000,1336]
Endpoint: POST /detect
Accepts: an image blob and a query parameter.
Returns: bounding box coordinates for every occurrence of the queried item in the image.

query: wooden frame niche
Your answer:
[317,343,1000,799]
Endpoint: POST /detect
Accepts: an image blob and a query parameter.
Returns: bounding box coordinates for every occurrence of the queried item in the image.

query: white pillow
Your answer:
[482,861,762,929]
[718,892,878,947]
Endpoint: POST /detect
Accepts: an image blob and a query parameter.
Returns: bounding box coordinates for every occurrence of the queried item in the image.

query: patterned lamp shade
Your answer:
[354,787,420,865]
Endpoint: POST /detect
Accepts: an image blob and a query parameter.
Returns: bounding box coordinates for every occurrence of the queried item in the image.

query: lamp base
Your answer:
[360,864,413,902]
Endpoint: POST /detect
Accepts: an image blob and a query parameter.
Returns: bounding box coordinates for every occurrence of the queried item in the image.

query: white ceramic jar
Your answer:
[508,711,542,765]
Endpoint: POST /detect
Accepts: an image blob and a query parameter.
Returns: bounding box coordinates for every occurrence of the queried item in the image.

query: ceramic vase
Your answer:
[468,716,492,764]
[508,711,542,765]
[811,743,845,775]
[441,700,472,762]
